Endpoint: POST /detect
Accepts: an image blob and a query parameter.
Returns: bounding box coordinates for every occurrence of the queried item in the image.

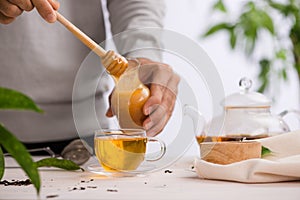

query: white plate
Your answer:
[87,163,156,177]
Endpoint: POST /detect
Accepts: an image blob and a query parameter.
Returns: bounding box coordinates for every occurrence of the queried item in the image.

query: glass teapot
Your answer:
[186,77,300,143]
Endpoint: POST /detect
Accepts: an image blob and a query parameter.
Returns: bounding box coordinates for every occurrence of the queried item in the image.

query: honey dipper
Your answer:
[56,12,128,77]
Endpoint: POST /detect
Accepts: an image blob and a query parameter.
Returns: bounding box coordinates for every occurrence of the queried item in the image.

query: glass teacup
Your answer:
[94,129,166,172]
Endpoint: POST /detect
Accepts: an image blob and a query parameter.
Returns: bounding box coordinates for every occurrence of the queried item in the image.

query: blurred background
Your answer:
[164,0,299,111]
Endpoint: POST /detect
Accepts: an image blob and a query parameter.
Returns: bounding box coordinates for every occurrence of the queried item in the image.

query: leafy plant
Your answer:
[0,87,82,194]
[203,0,300,93]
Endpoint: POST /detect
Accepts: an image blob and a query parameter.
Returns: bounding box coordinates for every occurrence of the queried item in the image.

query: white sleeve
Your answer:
[106,0,166,62]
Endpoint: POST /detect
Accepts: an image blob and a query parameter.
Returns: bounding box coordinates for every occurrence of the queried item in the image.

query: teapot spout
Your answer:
[278,109,300,132]
[183,105,206,136]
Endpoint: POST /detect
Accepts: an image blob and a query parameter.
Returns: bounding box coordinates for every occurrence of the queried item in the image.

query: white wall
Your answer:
[163,0,300,156]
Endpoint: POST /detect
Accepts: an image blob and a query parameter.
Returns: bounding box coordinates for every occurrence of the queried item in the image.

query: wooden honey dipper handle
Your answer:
[56,12,107,58]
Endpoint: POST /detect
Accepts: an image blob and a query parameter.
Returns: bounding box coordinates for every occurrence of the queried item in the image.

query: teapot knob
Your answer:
[239,77,252,92]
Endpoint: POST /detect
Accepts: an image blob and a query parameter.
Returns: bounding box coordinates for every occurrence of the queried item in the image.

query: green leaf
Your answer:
[281,69,288,81]
[257,59,271,93]
[259,59,271,78]
[0,87,43,113]
[239,9,259,54]
[267,0,291,16]
[0,124,40,193]
[276,49,287,60]
[296,63,300,76]
[213,0,227,13]
[257,80,269,93]
[259,10,275,34]
[35,158,83,171]
[244,6,275,36]
[203,23,233,37]
[229,30,237,49]
[261,146,272,157]
[237,3,275,54]
[0,146,4,180]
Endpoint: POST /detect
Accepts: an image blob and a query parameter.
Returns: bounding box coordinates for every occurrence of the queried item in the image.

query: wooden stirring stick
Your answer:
[56,12,128,77]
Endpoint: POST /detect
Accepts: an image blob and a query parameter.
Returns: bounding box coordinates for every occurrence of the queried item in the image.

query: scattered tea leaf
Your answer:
[164,169,173,174]
[261,146,272,157]
[0,87,43,113]
[0,124,40,193]
[46,194,59,199]
[107,189,118,192]
[0,146,4,180]
[87,186,97,189]
[35,158,82,171]
[0,179,32,186]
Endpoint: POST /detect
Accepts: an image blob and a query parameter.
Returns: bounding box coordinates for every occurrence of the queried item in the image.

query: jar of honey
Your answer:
[108,58,150,128]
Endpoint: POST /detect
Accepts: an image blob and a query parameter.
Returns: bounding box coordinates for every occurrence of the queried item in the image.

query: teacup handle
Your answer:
[145,137,166,161]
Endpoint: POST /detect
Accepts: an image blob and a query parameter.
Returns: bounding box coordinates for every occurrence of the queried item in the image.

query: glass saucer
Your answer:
[87,163,156,177]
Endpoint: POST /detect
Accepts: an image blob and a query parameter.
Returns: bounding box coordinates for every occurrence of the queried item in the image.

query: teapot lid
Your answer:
[223,77,271,108]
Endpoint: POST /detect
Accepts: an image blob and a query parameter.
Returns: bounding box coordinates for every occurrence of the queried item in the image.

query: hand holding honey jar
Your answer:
[105,58,180,136]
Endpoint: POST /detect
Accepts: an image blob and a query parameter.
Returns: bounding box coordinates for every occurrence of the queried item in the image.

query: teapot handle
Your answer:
[278,109,300,131]
[183,105,206,135]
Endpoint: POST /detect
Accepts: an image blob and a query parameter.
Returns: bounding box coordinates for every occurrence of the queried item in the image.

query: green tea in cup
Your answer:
[94,129,165,172]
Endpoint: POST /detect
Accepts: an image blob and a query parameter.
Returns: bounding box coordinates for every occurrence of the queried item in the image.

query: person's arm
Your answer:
[106,0,165,62]
[0,0,59,24]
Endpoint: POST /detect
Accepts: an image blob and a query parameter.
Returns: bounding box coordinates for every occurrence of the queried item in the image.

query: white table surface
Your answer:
[1,156,300,200]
